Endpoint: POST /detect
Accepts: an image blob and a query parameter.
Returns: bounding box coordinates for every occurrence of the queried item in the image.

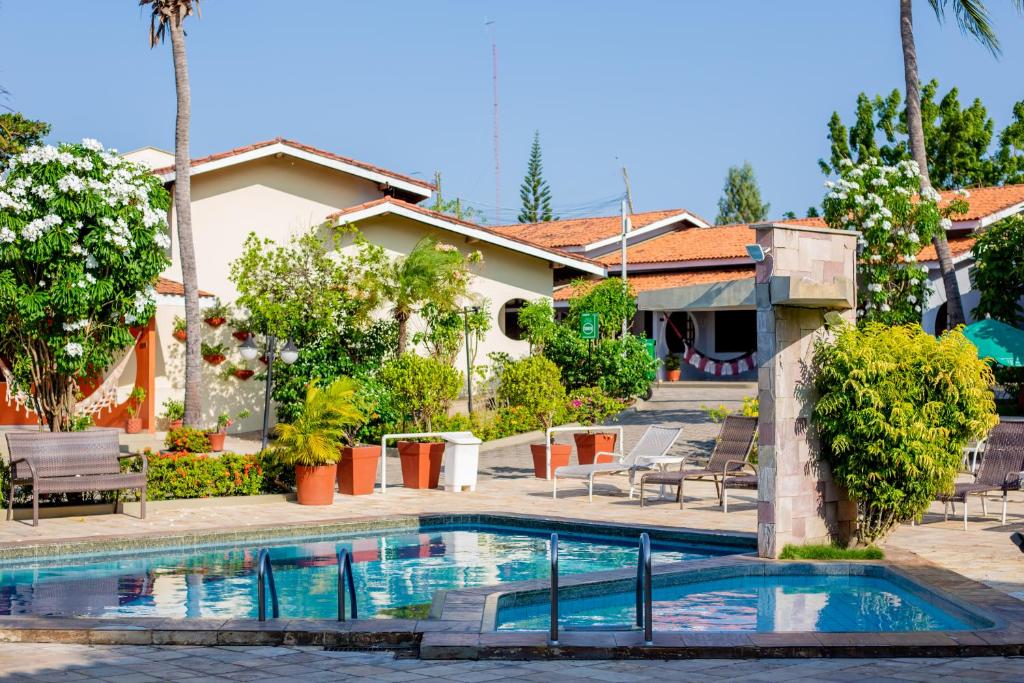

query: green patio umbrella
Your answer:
[962,318,1024,367]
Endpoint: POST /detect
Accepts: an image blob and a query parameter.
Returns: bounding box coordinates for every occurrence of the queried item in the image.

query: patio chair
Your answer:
[721,466,759,514]
[638,415,757,510]
[552,426,683,503]
[936,420,1024,530]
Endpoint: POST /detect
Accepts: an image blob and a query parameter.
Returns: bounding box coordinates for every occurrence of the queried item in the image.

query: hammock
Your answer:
[0,337,139,419]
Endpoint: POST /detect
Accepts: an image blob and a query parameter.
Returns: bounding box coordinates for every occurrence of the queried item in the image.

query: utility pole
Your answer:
[621,167,634,215]
[620,199,631,339]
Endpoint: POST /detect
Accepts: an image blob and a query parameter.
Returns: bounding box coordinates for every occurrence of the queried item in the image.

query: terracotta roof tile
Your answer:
[327,198,605,270]
[940,184,1024,223]
[151,138,434,192]
[917,234,976,262]
[490,209,707,249]
[554,268,753,301]
[156,277,213,298]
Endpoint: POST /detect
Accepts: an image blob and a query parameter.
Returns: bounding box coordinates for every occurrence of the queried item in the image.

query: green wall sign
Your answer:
[580,312,599,340]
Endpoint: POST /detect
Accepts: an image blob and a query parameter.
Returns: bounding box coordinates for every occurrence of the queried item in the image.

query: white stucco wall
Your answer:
[921,257,980,335]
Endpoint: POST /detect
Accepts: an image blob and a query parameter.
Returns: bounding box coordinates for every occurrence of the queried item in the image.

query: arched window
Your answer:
[664,312,696,353]
[499,299,528,340]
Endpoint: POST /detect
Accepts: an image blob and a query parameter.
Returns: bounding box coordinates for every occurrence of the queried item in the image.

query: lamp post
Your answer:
[461,306,480,414]
[240,334,299,451]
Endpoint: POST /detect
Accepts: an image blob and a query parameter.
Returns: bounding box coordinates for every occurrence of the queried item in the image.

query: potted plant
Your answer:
[161,398,185,430]
[378,354,461,489]
[567,387,624,465]
[664,354,682,381]
[274,377,366,504]
[201,341,227,365]
[207,410,249,452]
[229,313,251,341]
[220,362,255,381]
[172,315,188,342]
[202,298,231,328]
[124,386,147,434]
[497,356,569,479]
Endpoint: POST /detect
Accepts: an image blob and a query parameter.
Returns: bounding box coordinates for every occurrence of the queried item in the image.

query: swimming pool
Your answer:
[495,565,991,633]
[0,520,741,619]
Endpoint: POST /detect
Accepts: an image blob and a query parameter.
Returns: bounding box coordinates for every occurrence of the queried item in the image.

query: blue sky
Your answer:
[2,1,1022,224]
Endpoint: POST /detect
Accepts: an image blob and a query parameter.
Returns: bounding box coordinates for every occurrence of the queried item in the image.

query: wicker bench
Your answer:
[5,429,147,526]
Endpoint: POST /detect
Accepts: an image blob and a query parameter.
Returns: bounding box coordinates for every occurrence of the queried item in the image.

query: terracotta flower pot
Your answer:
[125,417,143,435]
[172,330,187,342]
[295,464,338,505]
[204,316,226,328]
[573,432,618,465]
[232,330,251,341]
[169,419,184,431]
[665,369,681,381]
[530,443,571,479]
[203,353,226,366]
[232,369,255,380]
[398,441,445,489]
[338,445,381,495]
[208,431,226,452]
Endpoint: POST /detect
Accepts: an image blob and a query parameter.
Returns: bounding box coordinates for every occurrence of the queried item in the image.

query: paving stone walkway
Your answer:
[0,644,1023,682]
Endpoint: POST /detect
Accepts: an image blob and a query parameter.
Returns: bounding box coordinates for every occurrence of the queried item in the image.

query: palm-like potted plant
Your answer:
[161,398,185,430]
[498,356,569,479]
[202,298,231,327]
[124,386,147,434]
[663,354,682,381]
[172,315,188,342]
[273,377,365,505]
[201,341,227,365]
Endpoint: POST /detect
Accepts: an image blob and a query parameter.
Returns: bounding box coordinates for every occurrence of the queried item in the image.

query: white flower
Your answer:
[921,187,941,203]
[70,244,85,255]
[907,295,917,304]
[64,342,84,358]
[907,233,920,243]
[63,319,89,332]
[0,227,15,243]
[81,138,104,152]
[32,184,55,200]
[905,254,917,263]
[57,174,85,193]
[154,232,170,249]
[880,304,891,312]
[915,304,922,312]
[825,180,835,189]
[871,177,889,187]
[868,283,882,292]
[939,218,952,230]
[839,158,853,167]
[21,214,62,242]
[434,243,458,253]
[85,254,98,269]
[870,254,882,263]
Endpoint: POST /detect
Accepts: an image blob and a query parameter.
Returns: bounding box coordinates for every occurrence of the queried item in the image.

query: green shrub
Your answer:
[543,327,654,399]
[164,427,212,453]
[498,355,566,431]
[160,398,185,422]
[146,451,264,500]
[518,299,557,353]
[273,377,364,467]
[566,278,635,339]
[813,322,998,544]
[378,353,462,431]
[779,544,884,561]
[566,387,627,426]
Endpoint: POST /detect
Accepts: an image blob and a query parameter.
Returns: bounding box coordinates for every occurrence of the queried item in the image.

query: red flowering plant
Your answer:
[145,451,264,500]
[163,426,211,453]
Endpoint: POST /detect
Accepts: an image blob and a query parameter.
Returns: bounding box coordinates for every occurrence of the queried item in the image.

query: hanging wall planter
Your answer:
[232,368,254,380]
[232,330,250,342]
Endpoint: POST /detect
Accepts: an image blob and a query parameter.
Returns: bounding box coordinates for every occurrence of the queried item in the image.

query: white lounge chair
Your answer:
[552,425,683,503]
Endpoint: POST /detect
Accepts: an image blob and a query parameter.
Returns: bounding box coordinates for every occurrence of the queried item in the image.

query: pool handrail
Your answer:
[549,532,559,646]
[637,532,652,645]
[337,547,358,621]
[256,548,279,622]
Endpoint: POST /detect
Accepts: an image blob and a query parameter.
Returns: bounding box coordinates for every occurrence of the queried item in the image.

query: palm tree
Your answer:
[141,0,203,426]
[899,0,1021,330]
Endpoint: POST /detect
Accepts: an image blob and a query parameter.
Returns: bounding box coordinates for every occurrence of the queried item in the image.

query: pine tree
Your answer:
[715,162,770,225]
[518,131,554,223]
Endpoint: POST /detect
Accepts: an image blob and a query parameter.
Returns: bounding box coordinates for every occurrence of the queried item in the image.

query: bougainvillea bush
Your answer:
[822,157,966,325]
[0,140,170,430]
[813,322,997,544]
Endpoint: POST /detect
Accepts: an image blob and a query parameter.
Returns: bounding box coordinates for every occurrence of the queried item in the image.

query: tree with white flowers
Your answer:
[822,157,967,326]
[0,140,171,431]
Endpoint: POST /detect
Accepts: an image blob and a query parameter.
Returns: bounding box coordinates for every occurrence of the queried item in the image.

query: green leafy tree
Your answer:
[412,300,491,366]
[0,113,50,170]
[715,162,770,224]
[813,322,997,544]
[543,328,654,399]
[898,0,1022,330]
[141,0,204,427]
[518,130,555,223]
[566,278,635,340]
[0,141,171,430]
[518,298,558,353]
[378,353,462,432]
[497,355,566,431]
[996,101,1024,183]
[971,216,1024,326]
[361,235,481,355]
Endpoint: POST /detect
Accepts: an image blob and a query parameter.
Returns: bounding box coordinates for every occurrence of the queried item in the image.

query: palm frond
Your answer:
[927,0,1012,55]
[139,0,201,48]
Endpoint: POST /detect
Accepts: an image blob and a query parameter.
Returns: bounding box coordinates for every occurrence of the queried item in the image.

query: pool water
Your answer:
[0,524,733,619]
[496,573,983,632]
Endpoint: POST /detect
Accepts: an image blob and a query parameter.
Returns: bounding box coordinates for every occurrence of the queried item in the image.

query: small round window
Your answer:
[499,299,528,340]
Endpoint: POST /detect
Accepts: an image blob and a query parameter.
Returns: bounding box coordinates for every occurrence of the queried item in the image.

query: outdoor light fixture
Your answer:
[237,333,300,450]
[744,244,771,263]
[280,340,299,365]
[239,334,259,361]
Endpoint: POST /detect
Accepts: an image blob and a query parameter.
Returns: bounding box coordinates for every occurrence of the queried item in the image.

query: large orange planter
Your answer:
[295,464,338,505]
[338,445,381,496]
[530,443,571,479]
[573,432,618,466]
[398,441,445,489]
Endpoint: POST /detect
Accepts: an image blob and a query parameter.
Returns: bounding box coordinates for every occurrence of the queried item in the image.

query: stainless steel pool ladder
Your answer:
[549,532,559,646]
[337,547,358,621]
[256,548,279,622]
[636,532,653,645]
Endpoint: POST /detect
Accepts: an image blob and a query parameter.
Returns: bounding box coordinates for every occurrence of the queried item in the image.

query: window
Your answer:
[664,312,696,353]
[714,310,756,354]
[499,298,528,340]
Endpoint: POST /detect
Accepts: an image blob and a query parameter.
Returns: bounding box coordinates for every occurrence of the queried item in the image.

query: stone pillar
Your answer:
[754,223,859,558]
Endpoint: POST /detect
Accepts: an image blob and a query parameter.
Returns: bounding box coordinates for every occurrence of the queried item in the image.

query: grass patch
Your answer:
[779,544,884,561]
[377,603,432,619]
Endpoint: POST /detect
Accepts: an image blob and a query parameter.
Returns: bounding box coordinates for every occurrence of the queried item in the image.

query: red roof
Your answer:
[489,209,707,249]
[152,138,434,193]
[940,184,1024,223]
[554,268,753,301]
[917,234,976,262]
[326,198,606,271]
[156,277,213,298]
